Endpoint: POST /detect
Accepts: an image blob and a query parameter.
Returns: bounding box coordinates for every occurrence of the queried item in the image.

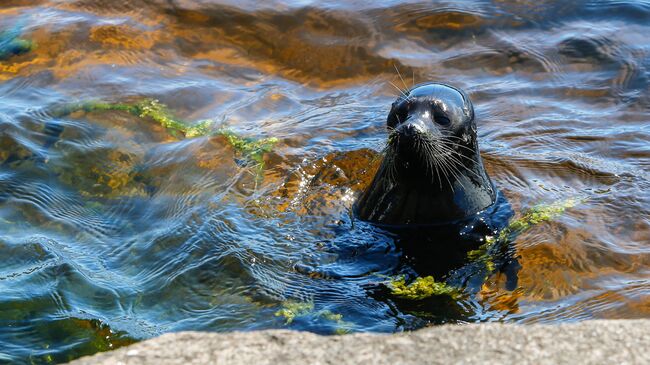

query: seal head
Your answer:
[355,82,496,226]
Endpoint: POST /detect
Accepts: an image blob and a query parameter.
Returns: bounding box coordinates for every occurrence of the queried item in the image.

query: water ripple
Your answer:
[1,0,650,363]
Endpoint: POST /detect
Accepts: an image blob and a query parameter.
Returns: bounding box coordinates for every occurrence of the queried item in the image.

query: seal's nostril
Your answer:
[398,123,421,137]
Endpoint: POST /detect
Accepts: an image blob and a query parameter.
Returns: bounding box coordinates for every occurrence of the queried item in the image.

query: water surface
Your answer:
[1,0,649,363]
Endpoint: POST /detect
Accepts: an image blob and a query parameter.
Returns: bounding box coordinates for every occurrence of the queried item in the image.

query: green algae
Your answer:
[217,128,278,165]
[75,99,198,138]
[274,301,314,324]
[59,99,278,167]
[390,197,586,301]
[334,327,351,335]
[467,197,586,262]
[26,318,135,364]
[0,23,35,60]
[186,119,215,138]
[390,276,462,300]
[131,99,188,134]
[464,197,587,284]
[274,301,352,334]
[318,309,354,335]
[44,99,279,196]
[508,198,584,231]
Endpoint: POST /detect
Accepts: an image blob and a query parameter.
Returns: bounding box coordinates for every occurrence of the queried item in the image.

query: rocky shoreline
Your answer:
[68,320,649,365]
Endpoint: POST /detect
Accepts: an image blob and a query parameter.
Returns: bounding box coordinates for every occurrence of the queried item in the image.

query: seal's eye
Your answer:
[435,115,451,126]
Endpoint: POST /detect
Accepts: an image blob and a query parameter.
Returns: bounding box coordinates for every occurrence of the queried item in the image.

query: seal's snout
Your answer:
[393,118,434,160]
[396,115,433,139]
[397,122,422,138]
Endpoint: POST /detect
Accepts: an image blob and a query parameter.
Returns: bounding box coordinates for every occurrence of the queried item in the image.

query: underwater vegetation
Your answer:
[467,197,586,262]
[58,99,278,168]
[390,276,462,300]
[275,301,352,334]
[389,198,585,301]
[0,21,34,60]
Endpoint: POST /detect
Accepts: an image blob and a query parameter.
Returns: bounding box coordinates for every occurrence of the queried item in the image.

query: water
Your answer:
[1,0,649,363]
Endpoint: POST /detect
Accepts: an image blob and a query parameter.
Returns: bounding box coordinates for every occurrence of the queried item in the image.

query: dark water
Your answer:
[1,0,650,363]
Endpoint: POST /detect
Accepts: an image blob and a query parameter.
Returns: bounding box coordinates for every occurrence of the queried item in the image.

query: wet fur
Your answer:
[355,82,496,226]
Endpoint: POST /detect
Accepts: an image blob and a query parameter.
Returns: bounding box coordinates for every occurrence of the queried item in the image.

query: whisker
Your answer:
[423,142,448,191]
[438,153,468,191]
[430,149,445,190]
[415,134,484,191]
[394,64,410,95]
[437,143,484,181]
[380,129,487,194]
[444,140,477,154]
[433,145,459,192]
[389,81,410,101]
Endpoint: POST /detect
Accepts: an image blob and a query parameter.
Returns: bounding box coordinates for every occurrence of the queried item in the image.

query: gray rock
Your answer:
[68,320,650,365]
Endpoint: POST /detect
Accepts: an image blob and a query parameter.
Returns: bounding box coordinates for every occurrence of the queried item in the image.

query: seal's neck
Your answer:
[355,150,496,226]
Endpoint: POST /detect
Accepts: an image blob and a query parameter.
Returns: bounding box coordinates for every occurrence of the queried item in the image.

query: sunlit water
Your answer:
[1,0,649,363]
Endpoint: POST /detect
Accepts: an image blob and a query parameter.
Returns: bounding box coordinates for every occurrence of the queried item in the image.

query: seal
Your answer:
[354,82,496,226]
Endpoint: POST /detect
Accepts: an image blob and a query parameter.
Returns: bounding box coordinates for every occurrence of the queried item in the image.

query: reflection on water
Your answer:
[1,0,650,363]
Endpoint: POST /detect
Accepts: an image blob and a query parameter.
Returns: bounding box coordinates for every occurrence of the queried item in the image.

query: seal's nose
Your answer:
[397,121,425,137]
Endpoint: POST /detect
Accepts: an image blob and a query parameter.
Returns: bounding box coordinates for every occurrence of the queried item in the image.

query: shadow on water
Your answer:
[1,0,650,363]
